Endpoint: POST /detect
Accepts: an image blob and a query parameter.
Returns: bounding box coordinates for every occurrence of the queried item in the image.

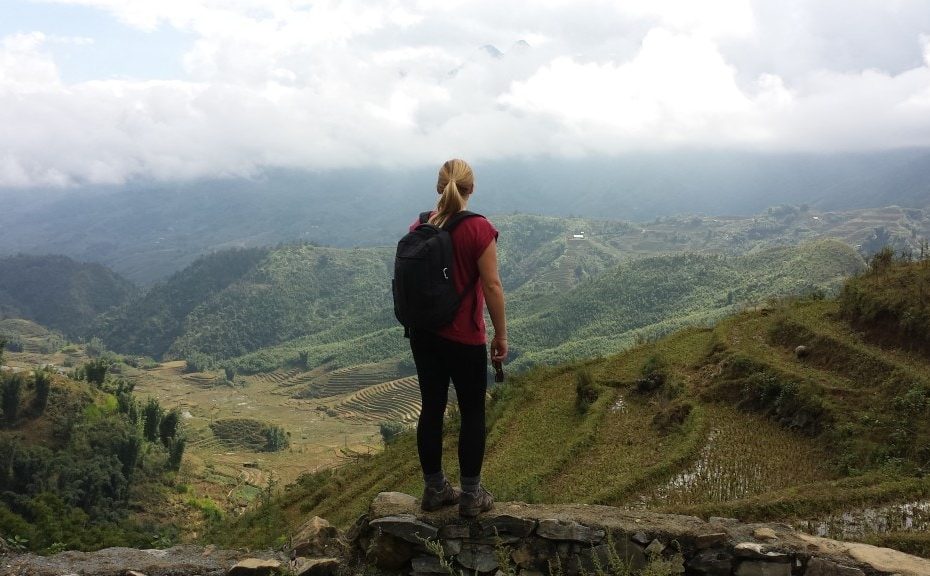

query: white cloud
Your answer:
[2,1,930,186]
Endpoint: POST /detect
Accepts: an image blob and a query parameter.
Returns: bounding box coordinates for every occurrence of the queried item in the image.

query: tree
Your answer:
[159,410,180,447]
[2,374,23,425]
[117,434,141,481]
[83,359,109,386]
[166,438,186,471]
[379,421,405,445]
[142,398,163,443]
[32,369,51,416]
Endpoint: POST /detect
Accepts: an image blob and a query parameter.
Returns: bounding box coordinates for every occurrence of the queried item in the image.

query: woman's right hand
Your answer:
[491,334,508,363]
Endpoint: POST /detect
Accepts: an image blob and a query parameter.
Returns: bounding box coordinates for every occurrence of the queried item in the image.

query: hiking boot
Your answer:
[421,480,462,511]
[458,485,494,517]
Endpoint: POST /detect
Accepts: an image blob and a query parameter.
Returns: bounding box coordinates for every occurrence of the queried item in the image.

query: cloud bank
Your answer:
[2,0,930,187]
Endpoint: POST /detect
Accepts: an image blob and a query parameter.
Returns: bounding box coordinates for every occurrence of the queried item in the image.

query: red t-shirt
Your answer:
[409,212,499,345]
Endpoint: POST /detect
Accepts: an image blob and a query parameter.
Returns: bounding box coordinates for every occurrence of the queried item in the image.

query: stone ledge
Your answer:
[357,492,930,576]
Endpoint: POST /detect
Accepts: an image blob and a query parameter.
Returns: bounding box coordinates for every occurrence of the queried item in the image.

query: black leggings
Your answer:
[410,332,488,478]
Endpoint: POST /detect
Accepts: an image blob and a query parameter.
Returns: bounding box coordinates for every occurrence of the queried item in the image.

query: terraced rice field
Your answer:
[298,361,410,398]
[249,367,302,386]
[331,376,426,423]
[123,360,382,509]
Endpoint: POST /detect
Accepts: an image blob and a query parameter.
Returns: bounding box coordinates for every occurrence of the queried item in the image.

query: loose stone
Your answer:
[369,515,438,544]
[695,532,728,549]
[227,558,283,576]
[457,544,498,572]
[536,519,605,544]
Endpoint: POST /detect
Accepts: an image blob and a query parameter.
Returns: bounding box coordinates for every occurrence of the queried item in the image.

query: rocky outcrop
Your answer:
[352,492,930,576]
[4,494,929,576]
[0,545,277,576]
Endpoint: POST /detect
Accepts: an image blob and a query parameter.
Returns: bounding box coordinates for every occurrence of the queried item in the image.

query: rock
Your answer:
[366,532,413,570]
[369,514,438,544]
[511,538,558,571]
[228,558,284,576]
[631,532,651,545]
[457,544,498,572]
[370,492,418,519]
[293,557,340,576]
[0,546,247,576]
[753,527,778,541]
[845,542,930,576]
[795,345,810,359]
[735,561,791,576]
[797,533,930,576]
[344,514,369,543]
[293,516,343,557]
[536,519,605,544]
[734,542,790,562]
[411,556,448,574]
[803,557,866,576]
[709,517,740,526]
[438,524,471,539]
[687,549,733,576]
[481,514,538,538]
[126,571,147,576]
[644,539,666,556]
[442,539,462,556]
[694,532,728,549]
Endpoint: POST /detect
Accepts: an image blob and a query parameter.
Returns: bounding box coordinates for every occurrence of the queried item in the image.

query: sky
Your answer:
[2,0,930,188]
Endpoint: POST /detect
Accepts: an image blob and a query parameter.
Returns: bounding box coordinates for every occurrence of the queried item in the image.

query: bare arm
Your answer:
[477,239,507,363]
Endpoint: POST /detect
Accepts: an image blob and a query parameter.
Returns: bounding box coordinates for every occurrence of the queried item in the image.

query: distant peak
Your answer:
[480,44,504,59]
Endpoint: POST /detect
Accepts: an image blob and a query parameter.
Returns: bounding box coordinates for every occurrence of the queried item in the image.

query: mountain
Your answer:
[0,254,136,338]
[220,258,930,560]
[92,212,866,377]
[507,239,865,368]
[93,247,270,359]
[2,150,928,284]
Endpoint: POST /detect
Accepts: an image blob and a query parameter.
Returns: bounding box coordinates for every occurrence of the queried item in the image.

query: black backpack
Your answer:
[393,210,483,336]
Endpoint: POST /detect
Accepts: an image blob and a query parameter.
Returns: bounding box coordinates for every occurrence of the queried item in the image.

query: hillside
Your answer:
[508,239,864,368]
[93,247,270,359]
[0,350,191,553]
[91,211,881,375]
[0,254,136,338]
[221,258,930,558]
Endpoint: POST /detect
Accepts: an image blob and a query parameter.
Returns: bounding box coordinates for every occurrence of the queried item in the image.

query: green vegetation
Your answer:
[208,418,289,452]
[0,254,136,338]
[220,260,930,559]
[839,247,930,350]
[0,369,186,552]
[90,236,863,378]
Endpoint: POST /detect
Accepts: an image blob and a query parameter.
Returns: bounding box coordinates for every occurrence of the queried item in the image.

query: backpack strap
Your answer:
[418,211,432,224]
[442,210,483,231]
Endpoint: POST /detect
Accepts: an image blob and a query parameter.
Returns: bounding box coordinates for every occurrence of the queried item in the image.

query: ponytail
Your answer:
[430,159,474,228]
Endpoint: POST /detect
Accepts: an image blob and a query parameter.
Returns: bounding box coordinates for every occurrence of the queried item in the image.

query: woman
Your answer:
[409,158,507,517]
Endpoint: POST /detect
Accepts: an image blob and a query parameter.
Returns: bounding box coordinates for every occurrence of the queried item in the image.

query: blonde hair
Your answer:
[430,159,474,228]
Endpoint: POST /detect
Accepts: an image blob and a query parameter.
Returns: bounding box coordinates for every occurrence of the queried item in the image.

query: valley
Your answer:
[2,204,929,558]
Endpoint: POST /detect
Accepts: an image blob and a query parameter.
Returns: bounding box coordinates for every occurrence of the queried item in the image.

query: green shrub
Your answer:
[379,421,406,445]
[2,374,23,424]
[574,369,599,414]
[636,354,667,394]
[32,369,52,415]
